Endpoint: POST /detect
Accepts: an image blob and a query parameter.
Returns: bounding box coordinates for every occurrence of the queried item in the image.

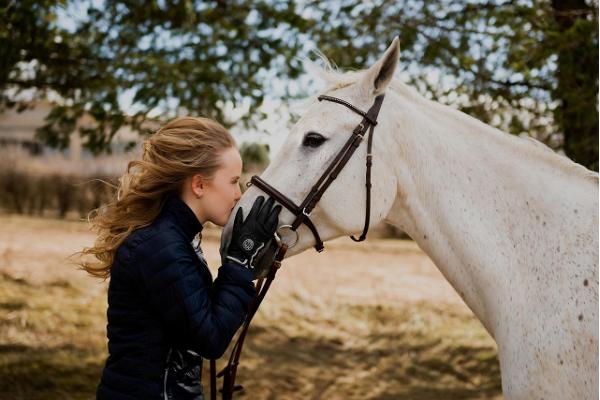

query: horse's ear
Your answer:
[360,37,400,96]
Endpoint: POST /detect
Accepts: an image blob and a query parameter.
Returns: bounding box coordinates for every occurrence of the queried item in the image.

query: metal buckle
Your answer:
[275,225,299,248]
[302,208,312,217]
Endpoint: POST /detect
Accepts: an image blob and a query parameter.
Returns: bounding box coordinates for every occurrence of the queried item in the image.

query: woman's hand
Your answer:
[224,196,282,271]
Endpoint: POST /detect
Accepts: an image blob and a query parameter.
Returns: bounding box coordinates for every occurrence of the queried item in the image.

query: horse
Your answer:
[220,38,599,399]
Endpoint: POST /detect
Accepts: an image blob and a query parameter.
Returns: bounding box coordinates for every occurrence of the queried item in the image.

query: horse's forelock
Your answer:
[303,53,366,92]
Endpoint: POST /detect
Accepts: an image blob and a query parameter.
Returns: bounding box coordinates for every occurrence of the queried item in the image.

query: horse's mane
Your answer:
[303,55,598,184]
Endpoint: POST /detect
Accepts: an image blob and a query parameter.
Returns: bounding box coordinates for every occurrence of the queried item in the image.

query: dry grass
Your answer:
[0,213,501,399]
[0,147,136,177]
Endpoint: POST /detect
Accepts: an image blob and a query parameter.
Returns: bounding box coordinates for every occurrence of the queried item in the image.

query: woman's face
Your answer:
[201,146,243,227]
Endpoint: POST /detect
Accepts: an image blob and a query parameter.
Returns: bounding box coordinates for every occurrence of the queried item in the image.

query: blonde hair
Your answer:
[74,116,236,280]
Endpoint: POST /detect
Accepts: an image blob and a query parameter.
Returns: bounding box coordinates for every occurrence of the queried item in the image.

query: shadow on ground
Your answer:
[1,270,502,399]
[208,300,501,399]
[0,343,103,400]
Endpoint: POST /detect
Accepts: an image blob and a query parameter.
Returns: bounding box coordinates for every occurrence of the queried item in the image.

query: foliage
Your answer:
[0,162,116,218]
[239,141,269,172]
[1,0,313,155]
[2,0,597,169]
[308,0,598,170]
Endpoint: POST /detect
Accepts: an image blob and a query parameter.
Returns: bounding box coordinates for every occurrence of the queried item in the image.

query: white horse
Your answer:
[221,38,599,399]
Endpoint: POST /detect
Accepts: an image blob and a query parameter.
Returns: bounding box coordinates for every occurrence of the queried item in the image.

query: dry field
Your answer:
[0,214,501,399]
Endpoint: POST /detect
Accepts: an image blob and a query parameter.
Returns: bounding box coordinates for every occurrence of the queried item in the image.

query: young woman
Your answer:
[78,116,281,400]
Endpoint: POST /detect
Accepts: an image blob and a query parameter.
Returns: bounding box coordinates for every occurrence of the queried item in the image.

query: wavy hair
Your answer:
[73,116,236,280]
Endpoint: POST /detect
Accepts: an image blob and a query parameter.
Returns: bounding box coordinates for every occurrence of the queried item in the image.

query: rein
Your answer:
[209,93,386,399]
[210,244,288,400]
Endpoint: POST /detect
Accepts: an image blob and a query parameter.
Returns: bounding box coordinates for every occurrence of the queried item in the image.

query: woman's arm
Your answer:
[142,195,281,359]
[143,240,255,359]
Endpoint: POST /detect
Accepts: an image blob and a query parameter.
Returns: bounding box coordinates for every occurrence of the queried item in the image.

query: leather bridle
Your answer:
[210,93,386,400]
[249,93,386,252]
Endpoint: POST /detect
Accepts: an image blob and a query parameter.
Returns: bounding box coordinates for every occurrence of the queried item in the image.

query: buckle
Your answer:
[275,225,299,248]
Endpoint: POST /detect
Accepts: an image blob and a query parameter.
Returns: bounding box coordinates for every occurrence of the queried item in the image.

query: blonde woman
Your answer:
[78,117,281,400]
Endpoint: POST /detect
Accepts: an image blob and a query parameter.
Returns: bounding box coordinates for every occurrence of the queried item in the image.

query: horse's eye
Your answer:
[302,132,327,148]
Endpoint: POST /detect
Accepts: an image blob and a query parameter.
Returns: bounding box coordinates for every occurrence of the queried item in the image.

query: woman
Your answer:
[77,116,281,399]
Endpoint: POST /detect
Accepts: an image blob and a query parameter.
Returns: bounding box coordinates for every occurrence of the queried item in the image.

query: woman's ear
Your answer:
[191,174,204,199]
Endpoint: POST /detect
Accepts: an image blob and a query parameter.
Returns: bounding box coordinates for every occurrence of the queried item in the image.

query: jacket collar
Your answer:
[162,192,203,241]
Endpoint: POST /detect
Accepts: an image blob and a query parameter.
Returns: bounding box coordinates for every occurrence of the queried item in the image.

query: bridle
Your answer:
[249,93,386,252]
[210,93,386,400]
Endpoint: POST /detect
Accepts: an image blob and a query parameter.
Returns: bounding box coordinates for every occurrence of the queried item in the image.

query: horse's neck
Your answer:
[383,88,598,337]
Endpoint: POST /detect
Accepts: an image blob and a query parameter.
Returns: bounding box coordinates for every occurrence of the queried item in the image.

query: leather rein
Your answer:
[210,93,386,399]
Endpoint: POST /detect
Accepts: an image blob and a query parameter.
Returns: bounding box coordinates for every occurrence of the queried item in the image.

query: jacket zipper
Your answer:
[163,348,172,400]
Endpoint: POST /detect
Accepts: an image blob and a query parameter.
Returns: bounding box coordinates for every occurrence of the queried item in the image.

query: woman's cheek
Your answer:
[223,208,233,226]
[223,195,233,217]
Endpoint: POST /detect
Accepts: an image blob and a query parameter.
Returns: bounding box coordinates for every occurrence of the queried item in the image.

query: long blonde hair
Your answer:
[74,116,236,280]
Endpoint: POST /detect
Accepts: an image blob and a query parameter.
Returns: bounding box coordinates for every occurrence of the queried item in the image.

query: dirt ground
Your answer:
[0,214,502,399]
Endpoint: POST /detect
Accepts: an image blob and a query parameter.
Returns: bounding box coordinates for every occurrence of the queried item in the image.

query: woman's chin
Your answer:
[203,217,225,228]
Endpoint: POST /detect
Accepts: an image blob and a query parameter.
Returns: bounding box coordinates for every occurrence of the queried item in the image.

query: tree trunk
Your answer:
[552,0,599,171]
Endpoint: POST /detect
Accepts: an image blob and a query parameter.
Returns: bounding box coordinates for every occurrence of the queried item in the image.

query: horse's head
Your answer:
[221,38,401,277]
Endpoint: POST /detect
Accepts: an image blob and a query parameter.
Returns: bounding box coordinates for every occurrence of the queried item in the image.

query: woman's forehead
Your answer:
[219,147,242,172]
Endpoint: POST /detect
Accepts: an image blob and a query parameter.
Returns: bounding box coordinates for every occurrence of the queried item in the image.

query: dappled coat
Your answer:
[96,193,255,400]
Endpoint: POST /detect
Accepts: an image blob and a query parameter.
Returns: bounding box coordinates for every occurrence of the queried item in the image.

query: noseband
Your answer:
[248,93,386,252]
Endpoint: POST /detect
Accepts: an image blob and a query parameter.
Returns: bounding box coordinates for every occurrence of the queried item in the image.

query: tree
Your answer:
[1,0,313,155]
[3,1,597,170]
[239,142,269,172]
[307,0,598,170]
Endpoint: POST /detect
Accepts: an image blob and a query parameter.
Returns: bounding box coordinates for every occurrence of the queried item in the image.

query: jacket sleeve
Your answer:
[141,239,256,359]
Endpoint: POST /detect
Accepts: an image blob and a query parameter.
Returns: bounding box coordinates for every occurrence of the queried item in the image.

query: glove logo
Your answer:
[241,238,255,252]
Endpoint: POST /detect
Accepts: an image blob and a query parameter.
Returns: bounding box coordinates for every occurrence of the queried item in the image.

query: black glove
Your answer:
[224,196,282,271]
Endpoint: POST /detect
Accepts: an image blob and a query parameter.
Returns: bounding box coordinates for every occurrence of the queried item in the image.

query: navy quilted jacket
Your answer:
[96,193,256,400]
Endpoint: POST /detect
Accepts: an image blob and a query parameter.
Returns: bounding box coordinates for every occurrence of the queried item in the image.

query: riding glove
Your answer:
[224,196,282,271]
